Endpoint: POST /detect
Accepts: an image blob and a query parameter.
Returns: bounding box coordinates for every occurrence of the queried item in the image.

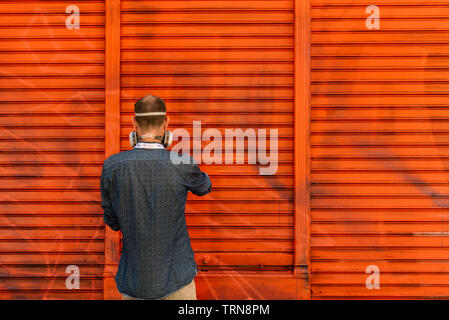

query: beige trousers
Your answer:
[122,279,197,300]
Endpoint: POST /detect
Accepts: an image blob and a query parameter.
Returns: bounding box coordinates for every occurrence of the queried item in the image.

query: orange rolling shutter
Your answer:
[311,1,449,298]
[118,0,298,299]
[0,1,105,299]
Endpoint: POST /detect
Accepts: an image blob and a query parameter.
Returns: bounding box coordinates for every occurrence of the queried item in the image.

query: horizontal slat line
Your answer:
[312,282,449,287]
[123,22,293,26]
[312,81,449,83]
[0,213,101,215]
[0,37,104,40]
[0,12,103,15]
[1,62,292,65]
[192,224,293,227]
[0,264,102,268]
[122,35,292,38]
[122,10,293,13]
[120,85,294,88]
[2,153,293,157]
[312,3,449,6]
[0,51,104,54]
[0,242,104,245]
[122,60,292,64]
[311,70,449,73]
[122,47,293,51]
[0,199,291,203]
[311,246,449,249]
[120,97,294,100]
[311,218,449,222]
[0,125,103,128]
[0,201,101,204]
[311,105,449,108]
[0,151,104,154]
[312,282,449,286]
[0,107,104,110]
[120,111,294,114]
[312,19,449,21]
[121,122,293,126]
[0,238,288,241]
[0,24,105,26]
[0,139,104,142]
[0,200,294,202]
[311,207,449,210]
[311,233,449,236]
[312,55,449,58]
[0,62,104,65]
[311,169,449,172]
[313,298,449,301]
[198,267,291,270]
[0,290,102,293]
[310,91,449,95]
[0,187,292,191]
[196,237,293,240]
[312,43,449,46]
[0,175,290,179]
[0,174,291,178]
[311,221,449,223]
[312,272,449,275]
[311,144,449,147]
[312,195,449,198]
[1,251,285,255]
[0,225,292,228]
[311,182,449,185]
[312,259,449,262]
[0,214,292,217]
[122,72,294,75]
[0,277,102,280]
[0,113,104,116]
[311,107,449,110]
[193,251,294,253]
[0,240,104,242]
[0,38,104,41]
[0,226,102,229]
[311,92,449,95]
[0,66,104,69]
[310,131,449,134]
[313,30,449,32]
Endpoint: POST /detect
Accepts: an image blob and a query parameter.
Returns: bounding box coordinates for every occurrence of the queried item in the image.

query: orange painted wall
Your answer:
[0,1,105,299]
[116,0,299,300]
[310,1,449,299]
[8,0,448,300]
[0,0,302,300]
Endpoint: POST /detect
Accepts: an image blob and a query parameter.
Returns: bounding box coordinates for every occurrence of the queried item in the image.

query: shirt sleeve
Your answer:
[100,164,120,231]
[179,157,212,196]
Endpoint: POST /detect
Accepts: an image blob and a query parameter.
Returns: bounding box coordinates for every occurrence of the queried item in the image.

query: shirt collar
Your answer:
[134,142,165,149]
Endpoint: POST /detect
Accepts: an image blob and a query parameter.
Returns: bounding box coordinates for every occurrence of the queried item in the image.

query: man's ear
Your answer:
[132,116,138,131]
[165,116,169,130]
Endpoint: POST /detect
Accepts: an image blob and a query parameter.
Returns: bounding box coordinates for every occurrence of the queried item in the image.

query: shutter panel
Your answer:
[311,1,449,298]
[120,0,296,298]
[0,1,105,299]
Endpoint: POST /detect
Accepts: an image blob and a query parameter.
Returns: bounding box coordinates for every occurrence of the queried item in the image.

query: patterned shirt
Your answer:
[100,142,212,299]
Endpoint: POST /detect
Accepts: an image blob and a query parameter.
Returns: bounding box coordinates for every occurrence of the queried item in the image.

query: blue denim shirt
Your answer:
[100,144,211,299]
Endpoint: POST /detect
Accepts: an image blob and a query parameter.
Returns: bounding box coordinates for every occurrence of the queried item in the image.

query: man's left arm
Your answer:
[100,165,120,231]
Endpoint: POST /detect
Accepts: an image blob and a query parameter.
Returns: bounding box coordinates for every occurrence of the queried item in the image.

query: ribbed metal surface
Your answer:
[0,1,105,299]
[119,0,295,298]
[311,1,449,299]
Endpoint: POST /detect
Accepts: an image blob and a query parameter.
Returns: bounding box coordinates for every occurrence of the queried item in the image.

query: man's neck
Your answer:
[139,131,163,143]
[140,138,161,143]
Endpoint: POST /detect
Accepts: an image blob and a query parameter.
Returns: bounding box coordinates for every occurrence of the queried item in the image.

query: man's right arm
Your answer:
[180,158,212,196]
[100,164,121,231]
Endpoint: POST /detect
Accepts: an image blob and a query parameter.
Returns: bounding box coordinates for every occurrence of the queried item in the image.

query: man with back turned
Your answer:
[100,94,212,300]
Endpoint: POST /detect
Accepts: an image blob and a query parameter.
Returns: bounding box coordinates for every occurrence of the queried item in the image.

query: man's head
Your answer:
[132,94,169,138]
